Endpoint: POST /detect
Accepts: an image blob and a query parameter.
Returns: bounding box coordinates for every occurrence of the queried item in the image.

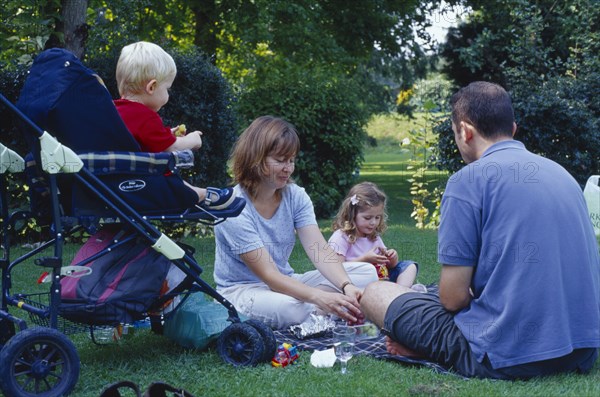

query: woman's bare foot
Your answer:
[385,336,424,358]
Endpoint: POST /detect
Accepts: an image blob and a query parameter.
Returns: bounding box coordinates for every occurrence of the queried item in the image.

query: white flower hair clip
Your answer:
[350,194,359,206]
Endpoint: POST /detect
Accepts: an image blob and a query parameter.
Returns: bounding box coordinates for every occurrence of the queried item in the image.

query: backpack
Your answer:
[60,227,174,325]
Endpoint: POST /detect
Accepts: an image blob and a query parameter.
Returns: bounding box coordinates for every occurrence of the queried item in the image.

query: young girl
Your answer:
[329,182,421,289]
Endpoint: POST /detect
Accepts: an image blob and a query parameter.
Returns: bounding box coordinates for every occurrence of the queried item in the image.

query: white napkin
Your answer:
[310,348,337,368]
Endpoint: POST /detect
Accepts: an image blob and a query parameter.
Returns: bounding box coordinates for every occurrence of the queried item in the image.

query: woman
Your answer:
[214,116,378,329]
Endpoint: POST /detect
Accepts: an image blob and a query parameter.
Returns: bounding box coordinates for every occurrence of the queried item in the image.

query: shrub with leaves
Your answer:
[436,0,599,186]
[434,75,600,187]
[237,64,368,218]
[406,102,444,229]
[0,61,30,154]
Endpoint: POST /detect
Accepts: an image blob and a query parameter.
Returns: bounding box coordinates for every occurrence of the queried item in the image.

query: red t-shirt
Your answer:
[114,99,176,152]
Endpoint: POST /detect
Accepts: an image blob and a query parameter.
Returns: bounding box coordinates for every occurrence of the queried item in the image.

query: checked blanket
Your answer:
[273,327,450,374]
[272,285,453,375]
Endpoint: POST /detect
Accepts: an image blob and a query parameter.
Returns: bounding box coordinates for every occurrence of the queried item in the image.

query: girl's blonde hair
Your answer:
[230,116,300,199]
[332,182,388,242]
[116,41,177,97]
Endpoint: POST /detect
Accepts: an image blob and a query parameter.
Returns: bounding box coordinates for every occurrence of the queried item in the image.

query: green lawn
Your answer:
[3,142,600,397]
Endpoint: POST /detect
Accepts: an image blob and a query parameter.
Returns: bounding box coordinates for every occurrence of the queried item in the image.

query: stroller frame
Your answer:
[0,89,275,397]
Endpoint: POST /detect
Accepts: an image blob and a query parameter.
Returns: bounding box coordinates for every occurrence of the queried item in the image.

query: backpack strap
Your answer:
[143,382,195,397]
[99,380,141,397]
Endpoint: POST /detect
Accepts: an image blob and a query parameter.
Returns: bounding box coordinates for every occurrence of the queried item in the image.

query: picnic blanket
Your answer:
[273,285,453,375]
[273,327,450,374]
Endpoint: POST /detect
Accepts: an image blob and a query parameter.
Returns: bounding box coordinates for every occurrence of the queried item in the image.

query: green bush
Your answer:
[435,0,599,186]
[433,75,600,187]
[87,46,238,188]
[432,116,462,174]
[513,75,600,185]
[237,65,368,218]
[0,61,30,154]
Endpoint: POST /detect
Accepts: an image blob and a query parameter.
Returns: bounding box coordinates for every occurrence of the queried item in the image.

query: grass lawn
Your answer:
[3,133,600,396]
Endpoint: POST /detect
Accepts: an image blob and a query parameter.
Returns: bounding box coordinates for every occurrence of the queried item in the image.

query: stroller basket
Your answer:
[15,289,189,334]
[15,293,88,335]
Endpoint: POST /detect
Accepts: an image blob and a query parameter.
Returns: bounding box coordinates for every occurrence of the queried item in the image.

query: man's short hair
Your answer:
[451,81,515,138]
[116,41,176,97]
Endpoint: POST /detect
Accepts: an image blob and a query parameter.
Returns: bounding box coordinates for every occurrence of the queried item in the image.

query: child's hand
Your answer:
[178,130,203,150]
[384,248,399,267]
[172,124,187,137]
[362,247,389,265]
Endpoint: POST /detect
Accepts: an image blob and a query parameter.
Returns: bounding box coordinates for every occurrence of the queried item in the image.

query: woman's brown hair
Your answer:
[230,116,300,199]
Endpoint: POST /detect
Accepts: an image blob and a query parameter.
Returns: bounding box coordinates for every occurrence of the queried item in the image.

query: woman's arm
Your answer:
[240,245,361,322]
[297,224,364,320]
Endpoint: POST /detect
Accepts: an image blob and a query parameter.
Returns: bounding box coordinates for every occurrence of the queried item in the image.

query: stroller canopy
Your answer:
[17,48,140,152]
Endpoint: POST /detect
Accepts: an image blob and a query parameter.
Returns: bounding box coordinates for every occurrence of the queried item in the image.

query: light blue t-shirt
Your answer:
[214,183,317,288]
[438,140,600,369]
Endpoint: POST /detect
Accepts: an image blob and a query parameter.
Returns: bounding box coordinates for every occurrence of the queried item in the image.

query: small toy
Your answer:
[174,124,187,136]
[374,263,389,280]
[271,343,299,367]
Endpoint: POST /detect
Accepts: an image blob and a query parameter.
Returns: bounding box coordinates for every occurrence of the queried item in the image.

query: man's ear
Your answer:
[144,79,157,95]
[512,122,517,137]
[460,121,475,142]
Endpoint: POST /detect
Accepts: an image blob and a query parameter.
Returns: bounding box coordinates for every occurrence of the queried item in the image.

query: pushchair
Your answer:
[0,48,276,397]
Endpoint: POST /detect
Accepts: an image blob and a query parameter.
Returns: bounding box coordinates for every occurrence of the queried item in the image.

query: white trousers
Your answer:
[217,262,378,329]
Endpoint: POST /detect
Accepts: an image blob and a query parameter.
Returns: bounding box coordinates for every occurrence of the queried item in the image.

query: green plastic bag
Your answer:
[163,293,244,350]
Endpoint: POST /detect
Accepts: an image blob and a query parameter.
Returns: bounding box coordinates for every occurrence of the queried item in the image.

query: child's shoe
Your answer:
[203,187,236,210]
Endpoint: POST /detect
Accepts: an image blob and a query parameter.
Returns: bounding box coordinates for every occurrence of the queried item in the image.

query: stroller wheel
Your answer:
[244,319,277,362]
[0,327,80,397]
[217,323,265,367]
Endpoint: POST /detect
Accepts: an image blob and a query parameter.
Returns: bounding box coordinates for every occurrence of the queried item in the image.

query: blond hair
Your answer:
[230,116,300,199]
[332,182,388,242]
[116,41,177,97]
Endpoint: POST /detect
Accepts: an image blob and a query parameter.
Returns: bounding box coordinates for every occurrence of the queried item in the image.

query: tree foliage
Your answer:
[1,0,456,219]
[436,0,599,185]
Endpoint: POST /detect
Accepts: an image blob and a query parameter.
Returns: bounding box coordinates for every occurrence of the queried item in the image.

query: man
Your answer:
[361,81,600,379]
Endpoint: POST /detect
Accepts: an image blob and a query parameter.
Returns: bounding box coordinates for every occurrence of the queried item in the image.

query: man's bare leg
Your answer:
[361,281,423,358]
[361,281,411,327]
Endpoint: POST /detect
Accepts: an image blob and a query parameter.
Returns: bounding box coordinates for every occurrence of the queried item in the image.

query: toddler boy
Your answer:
[114,41,234,210]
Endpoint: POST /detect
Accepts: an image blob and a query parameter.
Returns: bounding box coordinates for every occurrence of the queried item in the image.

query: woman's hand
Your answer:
[313,288,363,323]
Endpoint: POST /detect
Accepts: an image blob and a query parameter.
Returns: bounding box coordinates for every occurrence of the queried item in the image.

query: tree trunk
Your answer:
[188,0,218,63]
[44,0,89,59]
